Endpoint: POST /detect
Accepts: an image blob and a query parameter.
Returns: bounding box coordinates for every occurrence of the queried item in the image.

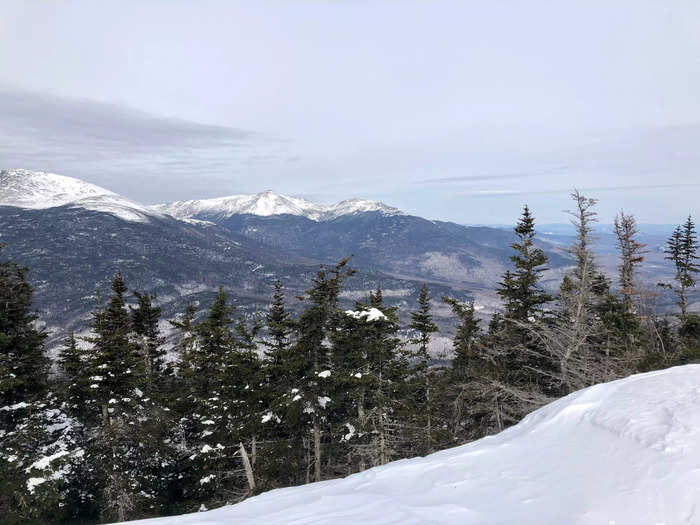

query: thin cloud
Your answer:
[0,88,295,202]
[417,165,570,185]
[459,183,700,198]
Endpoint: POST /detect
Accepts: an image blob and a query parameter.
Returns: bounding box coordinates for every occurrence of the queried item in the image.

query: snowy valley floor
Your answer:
[124,365,700,525]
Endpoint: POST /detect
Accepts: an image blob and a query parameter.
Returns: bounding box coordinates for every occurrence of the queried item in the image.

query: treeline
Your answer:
[1,192,699,524]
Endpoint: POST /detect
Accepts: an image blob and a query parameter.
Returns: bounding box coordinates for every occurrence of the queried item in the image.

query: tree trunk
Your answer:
[251,435,257,466]
[101,404,110,427]
[239,442,256,493]
[313,416,322,482]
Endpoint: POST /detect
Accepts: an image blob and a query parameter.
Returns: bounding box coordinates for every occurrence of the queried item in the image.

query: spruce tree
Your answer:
[79,271,176,522]
[259,281,299,487]
[442,297,481,380]
[665,216,699,322]
[0,249,79,524]
[57,332,92,421]
[409,284,439,453]
[131,292,167,379]
[281,258,354,483]
[262,280,295,392]
[0,249,48,406]
[331,290,408,469]
[497,205,552,322]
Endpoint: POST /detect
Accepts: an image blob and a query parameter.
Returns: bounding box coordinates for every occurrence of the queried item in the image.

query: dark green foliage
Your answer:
[410,284,439,361]
[408,284,440,454]
[0,249,79,524]
[665,216,699,321]
[0,248,48,406]
[442,297,481,380]
[496,206,552,322]
[131,292,167,378]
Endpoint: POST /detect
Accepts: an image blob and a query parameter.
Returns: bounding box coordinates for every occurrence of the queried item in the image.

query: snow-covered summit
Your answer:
[122,365,700,524]
[154,190,403,221]
[0,169,162,223]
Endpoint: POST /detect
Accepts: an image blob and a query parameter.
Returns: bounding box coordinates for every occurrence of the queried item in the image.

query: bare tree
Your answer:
[614,211,647,312]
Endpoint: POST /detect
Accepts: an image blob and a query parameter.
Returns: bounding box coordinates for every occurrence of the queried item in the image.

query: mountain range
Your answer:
[1,169,537,351]
[1,168,692,353]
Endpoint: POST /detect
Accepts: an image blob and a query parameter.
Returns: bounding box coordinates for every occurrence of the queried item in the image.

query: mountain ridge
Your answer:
[0,168,164,223]
[153,190,404,222]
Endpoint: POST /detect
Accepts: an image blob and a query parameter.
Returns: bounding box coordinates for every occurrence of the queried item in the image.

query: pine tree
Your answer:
[258,281,299,487]
[131,292,167,379]
[79,271,176,522]
[665,216,699,322]
[0,249,48,406]
[57,332,92,421]
[409,284,439,454]
[262,280,295,393]
[87,271,141,425]
[331,290,408,469]
[281,258,354,483]
[497,205,552,322]
[0,248,80,524]
[175,288,265,508]
[442,297,481,380]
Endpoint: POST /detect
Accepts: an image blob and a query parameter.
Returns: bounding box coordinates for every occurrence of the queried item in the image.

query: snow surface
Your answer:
[345,307,388,322]
[1,169,400,223]
[0,169,163,223]
[123,365,700,524]
[153,190,404,222]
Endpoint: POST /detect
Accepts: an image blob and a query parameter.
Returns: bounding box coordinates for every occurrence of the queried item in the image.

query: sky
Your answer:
[1,0,699,224]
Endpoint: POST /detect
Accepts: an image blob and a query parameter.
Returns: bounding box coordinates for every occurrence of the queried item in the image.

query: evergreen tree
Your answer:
[332,290,408,469]
[0,248,80,524]
[665,216,699,322]
[409,284,439,454]
[79,272,176,522]
[497,205,552,322]
[262,280,295,394]
[57,332,92,421]
[175,288,265,508]
[0,248,48,406]
[258,281,299,487]
[442,297,481,380]
[131,292,167,379]
[281,258,354,483]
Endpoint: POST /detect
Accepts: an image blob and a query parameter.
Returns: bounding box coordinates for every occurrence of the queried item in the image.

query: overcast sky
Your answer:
[1,1,699,224]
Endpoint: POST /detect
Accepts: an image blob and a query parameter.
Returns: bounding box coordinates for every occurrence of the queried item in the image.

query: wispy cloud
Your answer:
[416,165,570,185]
[459,183,700,198]
[0,88,295,202]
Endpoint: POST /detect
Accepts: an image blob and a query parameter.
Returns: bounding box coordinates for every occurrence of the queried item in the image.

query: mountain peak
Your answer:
[0,169,115,207]
[155,191,404,221]
[0,169,160,223]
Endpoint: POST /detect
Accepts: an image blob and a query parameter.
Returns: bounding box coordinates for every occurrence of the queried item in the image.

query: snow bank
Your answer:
[122,365,700,524]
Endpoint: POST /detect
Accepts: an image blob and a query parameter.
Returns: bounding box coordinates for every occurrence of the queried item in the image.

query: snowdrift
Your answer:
[125,365,700,524]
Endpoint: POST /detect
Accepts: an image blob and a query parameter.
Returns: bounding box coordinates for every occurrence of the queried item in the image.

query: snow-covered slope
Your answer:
[124,365,700,525]
[153,190,403,221]
[0,169,162,222]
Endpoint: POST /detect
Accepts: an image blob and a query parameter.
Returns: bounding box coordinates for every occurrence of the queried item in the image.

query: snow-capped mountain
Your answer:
[123,365,700,525]
[153,190,403,221]
[1,169,469,350]
[0,169,162,223]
